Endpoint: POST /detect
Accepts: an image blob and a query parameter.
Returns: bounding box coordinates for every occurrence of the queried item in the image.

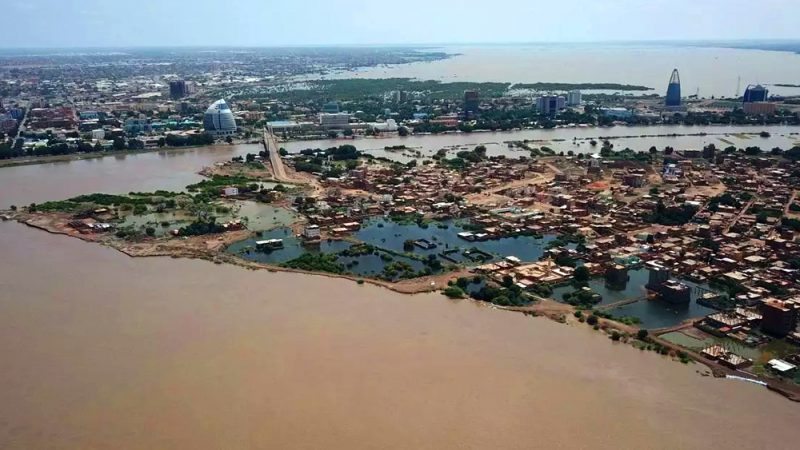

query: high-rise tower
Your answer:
[203,99,237,137]
[743,84,769,103]
[665,69,681,107]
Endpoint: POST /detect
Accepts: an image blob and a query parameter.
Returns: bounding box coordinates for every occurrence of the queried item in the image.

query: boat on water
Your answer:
[255,239,284,250]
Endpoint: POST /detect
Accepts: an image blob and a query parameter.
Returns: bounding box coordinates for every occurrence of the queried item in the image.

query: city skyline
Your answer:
[3,0,799,48]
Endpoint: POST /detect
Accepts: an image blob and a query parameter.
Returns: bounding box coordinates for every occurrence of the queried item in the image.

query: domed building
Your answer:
[203,99,237,137]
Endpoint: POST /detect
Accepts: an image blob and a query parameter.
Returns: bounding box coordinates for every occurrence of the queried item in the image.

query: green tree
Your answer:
[574,266,590,282]
[443,286,465,299]
[112,137,126,150]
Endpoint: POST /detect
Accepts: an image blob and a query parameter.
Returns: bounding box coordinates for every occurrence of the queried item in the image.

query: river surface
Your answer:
[284,124,800,163]
[321,44,800,98]
[2,124,798,206]
[1,221,800,449]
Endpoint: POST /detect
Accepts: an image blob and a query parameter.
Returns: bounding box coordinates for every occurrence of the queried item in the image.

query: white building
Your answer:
[369,119,398,132]
[303,225,321,239]
[567,90,582,106]
[319,113,352,129]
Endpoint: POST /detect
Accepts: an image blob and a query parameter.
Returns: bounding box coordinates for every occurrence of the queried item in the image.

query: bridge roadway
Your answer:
[263,125,289,182]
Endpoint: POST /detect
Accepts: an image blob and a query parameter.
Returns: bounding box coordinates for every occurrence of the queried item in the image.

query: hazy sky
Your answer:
[5,0,799,48]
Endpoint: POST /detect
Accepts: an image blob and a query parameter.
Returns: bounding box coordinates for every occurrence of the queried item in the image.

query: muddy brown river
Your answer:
[1,221,798,449]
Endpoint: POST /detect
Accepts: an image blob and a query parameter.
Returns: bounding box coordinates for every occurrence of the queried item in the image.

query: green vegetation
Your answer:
[783,146,800,161]
[561,288,602,309]
[527,283,553,298]
[573,266,590,282]
[283,253,345,274]
[380,260,417,280]
[612,316,642,326]
[436,145,488,170]
[554,254,577,268]
[35,191,180,213]
[294,145,362,177]
[646,201,699,226]
[781,217,800,231]
[272,78,512,102]
[176,219,225,236]
[709,275,747,297]
[592,310,642,326]
[514,82,651,91]
[443,286,466,299]
[186,175,258,197]
[708,192,743,210]
[339,243,376,258]
[470,281,530,307]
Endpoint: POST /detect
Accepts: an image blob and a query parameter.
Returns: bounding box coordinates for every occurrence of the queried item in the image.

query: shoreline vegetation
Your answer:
[0,142,255,168]
[511,82,652,91]
[266,79,653,102]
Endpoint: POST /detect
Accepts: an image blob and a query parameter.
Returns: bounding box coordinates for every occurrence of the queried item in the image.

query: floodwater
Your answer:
[353,218,556,262]
[119,200,297,237]
[2,221,800,449]
[227,227,351,263]
[2,125,798,206]
[226,200,298,231]
[228,228,432,280]
[322,44,800,98]
[228,218,556,279]
[552,268,721,328]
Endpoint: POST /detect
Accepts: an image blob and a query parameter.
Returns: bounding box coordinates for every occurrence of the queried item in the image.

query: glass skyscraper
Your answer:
[203,99,237,136]
[665,69,681,107]
[743,85,769,103]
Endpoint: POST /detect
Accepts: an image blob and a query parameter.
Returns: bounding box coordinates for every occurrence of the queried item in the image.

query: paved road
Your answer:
[725,198,755,233]
[263,126,289,182]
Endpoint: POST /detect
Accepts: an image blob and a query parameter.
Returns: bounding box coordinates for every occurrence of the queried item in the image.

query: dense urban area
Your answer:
[3,46,800,401]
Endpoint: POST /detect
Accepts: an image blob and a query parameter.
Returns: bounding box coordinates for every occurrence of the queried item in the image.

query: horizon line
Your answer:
[1,38,800,51]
